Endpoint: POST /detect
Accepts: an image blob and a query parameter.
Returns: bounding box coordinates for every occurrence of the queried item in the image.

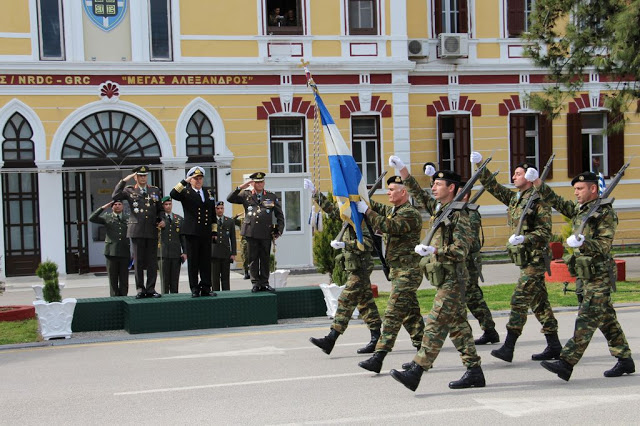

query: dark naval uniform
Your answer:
[112,166,164,297]
[211,211,237,291]
[170,167,216,296]
[89,207,130,297]
[158,209,186,294]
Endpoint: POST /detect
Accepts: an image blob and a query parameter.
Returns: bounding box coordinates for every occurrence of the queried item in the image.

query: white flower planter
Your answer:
[268,269,290,288]
[32,283,65,301]
[33,298,77,340]
[319,283,359,319]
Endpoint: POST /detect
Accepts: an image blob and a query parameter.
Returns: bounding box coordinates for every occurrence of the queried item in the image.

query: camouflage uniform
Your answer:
[404,175,495,331]
[479,168,558,336]
[234,215,249,276]
[413,204,481,370]
[316,192,382,334]
[366,198,424,351]
[537,183,631,366]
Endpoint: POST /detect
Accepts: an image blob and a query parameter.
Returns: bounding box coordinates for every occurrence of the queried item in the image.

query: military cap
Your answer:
[571,171,598,186]
[186,166,205,178]
[433,170,461,185]
[216,201,224,206]
[386,175,404,186]
[514,162,537,173]
[161,195,171,203]
[250,172,266,182]
[133,165,149,175]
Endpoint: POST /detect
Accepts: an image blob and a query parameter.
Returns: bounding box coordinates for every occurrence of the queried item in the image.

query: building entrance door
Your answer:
[63,172,89,274]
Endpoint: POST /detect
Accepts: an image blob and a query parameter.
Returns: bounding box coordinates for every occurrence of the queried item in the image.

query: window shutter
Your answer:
[507,0,525,37]
[607,113,624,178]
[454,115,471,181]
[459,0,469,33]
[539,114,554,179]
[509,114,526,171]
[566,112,582,177]
[434,0,443,35]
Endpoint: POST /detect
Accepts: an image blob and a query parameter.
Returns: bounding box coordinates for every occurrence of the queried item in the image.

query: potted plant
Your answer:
[32,260,77,340]
[268,252,290,289]
[549,234,564,260]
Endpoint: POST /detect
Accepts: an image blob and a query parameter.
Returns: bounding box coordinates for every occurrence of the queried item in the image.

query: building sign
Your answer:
[0,74,279,86]
[83,0,128,32]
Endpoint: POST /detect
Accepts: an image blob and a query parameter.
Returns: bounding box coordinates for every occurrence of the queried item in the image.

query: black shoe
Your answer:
[474,329,500,345]
[309,329,340,355]
[532,333,562,360]
[604,357,635,377]
[491,331,518,363]
[149,292,162,298]
[191,291,200,298]
[201,291,217,297]
[541,359,573,381]
[449,366,486,389]
[390,362,424,392]
[263,285,276,293]
[357,328,381,354]
[135,292,146,299]
[358,351,386,374]
[243,271,250,280]
[251,286,260,293]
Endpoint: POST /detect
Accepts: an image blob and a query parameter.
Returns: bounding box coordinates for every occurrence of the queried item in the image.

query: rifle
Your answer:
[466,170,499,211]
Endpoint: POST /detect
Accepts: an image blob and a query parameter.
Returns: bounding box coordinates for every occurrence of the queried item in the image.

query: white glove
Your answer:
[524,168,539,182]
[356,201,369,214]
[414,244,436,256]
[424,164,436,177]
[303,178,316,193]
[470,151,483,164]
[566,234,585,248]
[388,155,406,170]
[330,240,345,250]
[508,234,525,245]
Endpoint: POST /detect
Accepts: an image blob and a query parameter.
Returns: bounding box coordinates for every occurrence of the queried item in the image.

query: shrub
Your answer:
[312,192,343,282]
[35,260,61,303]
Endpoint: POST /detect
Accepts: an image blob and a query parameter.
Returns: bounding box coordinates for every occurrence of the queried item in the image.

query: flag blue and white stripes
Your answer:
[598,172,606,196]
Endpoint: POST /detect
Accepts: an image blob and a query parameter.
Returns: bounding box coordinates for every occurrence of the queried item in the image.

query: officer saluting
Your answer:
[112,165,165,299]
[227,172,284,293]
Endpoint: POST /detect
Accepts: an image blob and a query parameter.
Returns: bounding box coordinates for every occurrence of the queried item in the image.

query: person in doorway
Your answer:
[158,196,186,294]
[212,201,237,291]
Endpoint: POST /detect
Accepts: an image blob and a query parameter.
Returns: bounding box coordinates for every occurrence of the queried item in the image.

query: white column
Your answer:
[161,156,188,216]
[35,160,67,274]
[130,0,150,62]
[392,72,411,172]
[390,0,408,59]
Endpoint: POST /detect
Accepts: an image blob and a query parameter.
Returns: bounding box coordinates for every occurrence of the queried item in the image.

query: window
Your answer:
[186,111,215,160]
[149,0,172,61]
[266,0,303,35]
[434,0,468,35]
[438,115,471,181]
[270,117,305,173]
[351,116,381,187]
[37,0,65,60]
[274,190,301,232]
[506,0,534,38]
[566,111,624,178]
[509,113,553,178]
[348,0,377,35]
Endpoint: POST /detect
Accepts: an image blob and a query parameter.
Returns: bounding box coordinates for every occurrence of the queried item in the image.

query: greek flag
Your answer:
[312,90,368,250]
[598,172,606,196]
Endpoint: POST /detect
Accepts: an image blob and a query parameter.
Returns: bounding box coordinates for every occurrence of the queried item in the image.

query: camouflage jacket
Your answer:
[479,167,551,252]
[403,174,438,216]
[466,207,483,254]
[429,201,472,264]
[316,192,373,253]
[367,199,422,265]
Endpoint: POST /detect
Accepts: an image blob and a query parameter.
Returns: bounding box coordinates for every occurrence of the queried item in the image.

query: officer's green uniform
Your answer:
[234,215,249,278]
[89,207,130,297]
[157,207,186,294]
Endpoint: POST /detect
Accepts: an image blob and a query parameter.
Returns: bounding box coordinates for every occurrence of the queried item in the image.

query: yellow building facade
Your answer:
[0,0,638,276]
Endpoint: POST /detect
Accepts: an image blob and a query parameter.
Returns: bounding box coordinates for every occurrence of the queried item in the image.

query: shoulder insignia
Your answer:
[173,182,184,192]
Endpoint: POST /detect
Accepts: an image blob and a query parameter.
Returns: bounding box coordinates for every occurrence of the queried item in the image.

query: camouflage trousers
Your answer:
[330,267,382,334]
[240,237,248,273]
[561,280,631,366]
[375,266,424,352]
[507,262,558,336]
[414,276,481,370]
[466,262,495,331]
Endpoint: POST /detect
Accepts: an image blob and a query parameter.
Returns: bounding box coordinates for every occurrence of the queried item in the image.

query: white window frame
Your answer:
[441,0,461,33]
[148,0,173,61]
[273,189,303,234]
[524,114,539,168]
[581,112,608,175]
[269,116,306,174]
[351,115,381,187]
[36,0,65,60]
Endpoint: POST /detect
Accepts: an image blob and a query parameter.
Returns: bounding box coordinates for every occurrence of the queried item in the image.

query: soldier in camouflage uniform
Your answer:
[471,151,560,362]
[529,170,635,380]
[304,179,382,355]
[396,158,498,345]
[389,168,484,392]
[355,175,425,374]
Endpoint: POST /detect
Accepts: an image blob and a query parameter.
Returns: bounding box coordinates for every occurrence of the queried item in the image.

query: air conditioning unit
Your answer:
[407,39,429,59]
[438,33,469,58]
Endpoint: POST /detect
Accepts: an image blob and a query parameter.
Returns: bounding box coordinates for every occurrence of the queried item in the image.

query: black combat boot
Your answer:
[309,329,340,355]
[402,345,422,370]
[474,328,500,345]
[531,333,562,360]
[541,359,573,381]
[358,351,386,373]
[357,328,381,354]
[491,330,519,362]
[243,271,250,280]
[449,366,486,389]
[390,361,424,392]
[604,357,635,377]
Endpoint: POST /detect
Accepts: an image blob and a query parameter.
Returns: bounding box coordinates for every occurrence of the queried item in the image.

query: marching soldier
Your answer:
[112,165,165,299]
[170,166,216,298]
[227,172,284,293]
[158,196,186,294]
[355,174,424,374]
[212,201,237,291]
[390,169,485,392]
[471,151,560,362]
[89,200,130,297]
[528,170,635,380]
[305,179,382,355]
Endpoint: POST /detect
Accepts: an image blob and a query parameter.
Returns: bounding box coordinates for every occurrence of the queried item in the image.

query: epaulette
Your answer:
[173,182,185,192]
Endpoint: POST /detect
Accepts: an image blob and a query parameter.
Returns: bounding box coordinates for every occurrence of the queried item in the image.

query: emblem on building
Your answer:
[83,0,128,32]
[99,81,120,102]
